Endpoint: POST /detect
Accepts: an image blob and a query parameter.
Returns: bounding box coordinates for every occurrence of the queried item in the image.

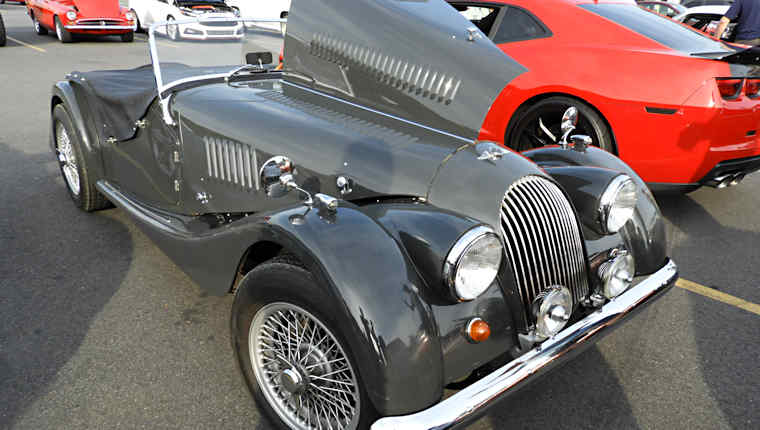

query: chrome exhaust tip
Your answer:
[717,176,732,188]
[730,173,745,187]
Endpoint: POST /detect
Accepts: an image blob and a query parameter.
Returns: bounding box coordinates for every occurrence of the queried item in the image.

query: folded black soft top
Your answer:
[69,64,208,142]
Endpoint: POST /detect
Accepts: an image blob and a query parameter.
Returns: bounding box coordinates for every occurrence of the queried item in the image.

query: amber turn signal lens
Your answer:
[466,318,491,343]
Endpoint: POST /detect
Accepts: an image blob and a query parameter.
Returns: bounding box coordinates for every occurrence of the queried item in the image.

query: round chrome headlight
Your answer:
[532,286,572,339]
[125,11,136,21]
[443,226,503,301]
[599,250,635,299]
[66,10,77,21]
[599,175,637,234]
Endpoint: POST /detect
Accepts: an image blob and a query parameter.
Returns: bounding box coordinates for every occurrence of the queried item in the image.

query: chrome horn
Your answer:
[259,156,338,211]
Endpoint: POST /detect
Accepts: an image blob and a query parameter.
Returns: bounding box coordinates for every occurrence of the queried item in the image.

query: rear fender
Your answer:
[51,81,105,180]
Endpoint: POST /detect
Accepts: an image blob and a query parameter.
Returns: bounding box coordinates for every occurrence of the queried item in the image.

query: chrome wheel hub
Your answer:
[281,368,306,394]
[250,303,360,430]
[56,122,80,196]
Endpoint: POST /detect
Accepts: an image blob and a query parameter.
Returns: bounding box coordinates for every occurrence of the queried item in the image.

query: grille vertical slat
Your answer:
[500,176,589,320]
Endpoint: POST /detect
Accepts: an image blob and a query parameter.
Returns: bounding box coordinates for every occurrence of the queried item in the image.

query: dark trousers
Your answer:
[736,38,760,46]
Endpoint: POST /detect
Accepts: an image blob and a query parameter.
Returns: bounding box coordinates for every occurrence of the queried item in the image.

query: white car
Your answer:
[225,0,290,35]
[129,0,244,40]
[673,5,734,40]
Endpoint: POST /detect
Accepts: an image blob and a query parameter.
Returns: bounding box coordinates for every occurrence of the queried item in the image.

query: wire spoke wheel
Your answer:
[250,303,361,430]
[56,121,80,196]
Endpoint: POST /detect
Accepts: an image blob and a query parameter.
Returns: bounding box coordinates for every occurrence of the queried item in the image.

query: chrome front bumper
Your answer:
[65,25,136,30]
[371,259,678,430]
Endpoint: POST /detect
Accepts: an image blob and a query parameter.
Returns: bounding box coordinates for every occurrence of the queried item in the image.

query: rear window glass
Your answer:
[493,6,549,44]
[581,3,733,54]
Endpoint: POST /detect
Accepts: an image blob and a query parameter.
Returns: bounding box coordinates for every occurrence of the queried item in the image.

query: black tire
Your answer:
[506,96,615,154]
[120,31,134,42]
[231,259,378,430]
[131,9,143,33]
[166,16,179,41]
[33,13,47,35]
[0,15,6,47]
[52,104,111,212]
[54,16,73,43]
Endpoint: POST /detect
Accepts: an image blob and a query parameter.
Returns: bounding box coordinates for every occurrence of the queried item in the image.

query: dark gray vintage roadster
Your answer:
[49,0,678,429]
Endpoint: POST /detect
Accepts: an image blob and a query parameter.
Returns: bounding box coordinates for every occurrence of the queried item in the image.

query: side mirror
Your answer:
[246,52,274,67]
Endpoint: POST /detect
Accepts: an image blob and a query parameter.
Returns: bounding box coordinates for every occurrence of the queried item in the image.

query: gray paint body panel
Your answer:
[284,0,527,140]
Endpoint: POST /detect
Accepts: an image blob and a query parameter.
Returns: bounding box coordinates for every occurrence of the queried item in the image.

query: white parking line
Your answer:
[7,36,46,53]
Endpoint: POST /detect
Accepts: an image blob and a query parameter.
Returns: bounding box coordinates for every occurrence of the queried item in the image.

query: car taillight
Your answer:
[746,79,760,98]
[716,78,743,99]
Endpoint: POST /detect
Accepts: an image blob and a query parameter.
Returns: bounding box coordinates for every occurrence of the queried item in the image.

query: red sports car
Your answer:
[454,0,760,192]
[26,0,136,43]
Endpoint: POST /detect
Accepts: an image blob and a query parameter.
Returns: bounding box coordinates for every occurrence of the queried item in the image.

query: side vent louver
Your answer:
[203,137,259,191]
[309,33,462,105]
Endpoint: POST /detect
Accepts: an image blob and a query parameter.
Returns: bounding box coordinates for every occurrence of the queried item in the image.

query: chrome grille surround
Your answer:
[500,176,589,320]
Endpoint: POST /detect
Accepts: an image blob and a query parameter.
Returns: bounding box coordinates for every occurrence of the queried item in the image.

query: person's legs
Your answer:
[735,37,760,46]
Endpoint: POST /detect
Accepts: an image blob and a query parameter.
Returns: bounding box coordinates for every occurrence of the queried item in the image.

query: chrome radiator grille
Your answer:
[500,176,589,317]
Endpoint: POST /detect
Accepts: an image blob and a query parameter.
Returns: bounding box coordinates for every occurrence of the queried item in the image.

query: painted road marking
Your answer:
[7,36,47,53]
[677,279,760,316]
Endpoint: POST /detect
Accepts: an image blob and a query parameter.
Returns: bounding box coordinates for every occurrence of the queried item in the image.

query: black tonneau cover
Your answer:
[70,65,159,142]
[71,64,229,142]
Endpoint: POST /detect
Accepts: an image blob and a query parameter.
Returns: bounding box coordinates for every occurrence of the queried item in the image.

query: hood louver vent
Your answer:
[310,33,462,105]
[203,137,259,191]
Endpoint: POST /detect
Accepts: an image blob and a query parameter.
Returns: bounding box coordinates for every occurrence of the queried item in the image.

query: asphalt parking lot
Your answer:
[1,4,759,430]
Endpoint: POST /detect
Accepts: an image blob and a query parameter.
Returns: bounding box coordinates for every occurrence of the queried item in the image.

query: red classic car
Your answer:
[454,0,760,192]
[26,0,136,43]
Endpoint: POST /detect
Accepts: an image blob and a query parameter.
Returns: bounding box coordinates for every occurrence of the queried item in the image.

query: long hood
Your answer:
[73,0,121,18]
[427,145,548,229]
[283,0,527,141]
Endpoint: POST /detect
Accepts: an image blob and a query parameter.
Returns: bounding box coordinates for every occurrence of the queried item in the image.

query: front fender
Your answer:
[266,203,445,415]
[51,81,104,180]
[524,146,667,275]
[95,182,444,415]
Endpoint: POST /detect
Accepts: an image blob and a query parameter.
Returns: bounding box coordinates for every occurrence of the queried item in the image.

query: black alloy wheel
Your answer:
[507,96,615,153]
[231,256,378,430]
[121,31,134,42]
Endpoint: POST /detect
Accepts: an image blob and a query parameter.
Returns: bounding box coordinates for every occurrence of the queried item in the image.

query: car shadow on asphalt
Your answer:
[656,191,760,429]
[0,142,134,428]
[472,347,640,429]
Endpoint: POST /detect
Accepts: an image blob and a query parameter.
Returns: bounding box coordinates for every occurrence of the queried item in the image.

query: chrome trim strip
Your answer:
[281,81,473,144]
[65,25,136,30]
[370,259,678,430]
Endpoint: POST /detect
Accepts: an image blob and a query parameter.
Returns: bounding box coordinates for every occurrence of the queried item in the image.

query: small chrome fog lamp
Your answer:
[66,10,77,21]
[532,286,572,339]
[599,175,637,234]
[598,250,635,299]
